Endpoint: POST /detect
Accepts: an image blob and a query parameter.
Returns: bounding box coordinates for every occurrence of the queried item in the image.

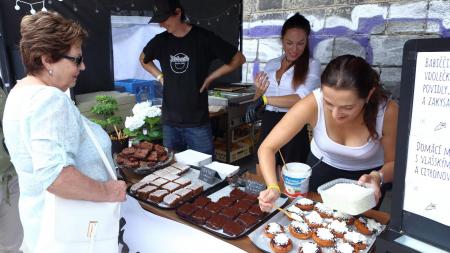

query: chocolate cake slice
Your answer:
[223,220,245,237]
[191,209,212,225]
[177,203,198,219]
[236,213,258,228]
[205,214,228,230]
[192,196,211,208]
[220,207,240,220]
[204,202,222,214]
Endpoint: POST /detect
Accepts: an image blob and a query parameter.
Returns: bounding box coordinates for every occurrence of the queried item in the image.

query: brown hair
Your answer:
[321,54,389,139]
[19,11,87,75]
[281,13,311,90]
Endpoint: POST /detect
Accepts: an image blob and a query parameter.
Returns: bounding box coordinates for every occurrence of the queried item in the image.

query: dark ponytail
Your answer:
[281,13,311,89]
[321,55,388,139]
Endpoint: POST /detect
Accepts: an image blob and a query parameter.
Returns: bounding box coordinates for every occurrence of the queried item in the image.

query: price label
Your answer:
[198,166,218,184]
[245,180,266,196]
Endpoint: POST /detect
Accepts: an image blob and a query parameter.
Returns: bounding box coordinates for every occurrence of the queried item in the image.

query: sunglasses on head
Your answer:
[62,55,84,66]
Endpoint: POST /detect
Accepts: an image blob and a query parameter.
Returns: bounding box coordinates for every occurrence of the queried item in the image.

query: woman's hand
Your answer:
[253,72,269,99]
[258,188,280,212]
[103,180,127,202]
[358,173,381,203]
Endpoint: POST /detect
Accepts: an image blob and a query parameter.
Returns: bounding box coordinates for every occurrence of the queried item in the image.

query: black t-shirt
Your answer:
[142,25,237,127]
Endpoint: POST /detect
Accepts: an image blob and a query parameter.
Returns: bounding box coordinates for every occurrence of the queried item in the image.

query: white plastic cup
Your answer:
[281,162,312,198]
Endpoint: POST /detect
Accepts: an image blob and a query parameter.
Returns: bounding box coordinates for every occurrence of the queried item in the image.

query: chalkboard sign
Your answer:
[245,180,266,196]
[198,166,219,184]
[384,38,450,252]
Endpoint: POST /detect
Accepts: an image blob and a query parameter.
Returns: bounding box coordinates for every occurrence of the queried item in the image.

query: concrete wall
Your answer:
[242,0,450,99]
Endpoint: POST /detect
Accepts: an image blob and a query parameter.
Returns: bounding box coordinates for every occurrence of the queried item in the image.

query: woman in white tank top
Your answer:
[258,55,399,212]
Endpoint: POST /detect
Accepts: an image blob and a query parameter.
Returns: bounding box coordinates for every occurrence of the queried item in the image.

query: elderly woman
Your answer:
[2,11,126,251]
[258,55,398,212]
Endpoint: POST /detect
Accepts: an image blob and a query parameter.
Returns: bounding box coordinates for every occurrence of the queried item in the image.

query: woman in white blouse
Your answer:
[246,13,321,180]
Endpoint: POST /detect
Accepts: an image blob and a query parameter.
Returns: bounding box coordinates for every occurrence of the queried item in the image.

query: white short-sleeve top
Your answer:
[263,56,321,112]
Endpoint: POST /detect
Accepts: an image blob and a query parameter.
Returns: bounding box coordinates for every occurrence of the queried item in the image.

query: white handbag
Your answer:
[35,119,120,253]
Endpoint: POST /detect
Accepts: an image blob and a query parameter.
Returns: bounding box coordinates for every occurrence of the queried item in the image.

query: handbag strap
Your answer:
[82,118,117,180]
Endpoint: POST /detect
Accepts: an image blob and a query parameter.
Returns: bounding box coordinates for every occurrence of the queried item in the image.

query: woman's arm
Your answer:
[258,94,318,211]
[359,100,399,201]
[47,166,127,202]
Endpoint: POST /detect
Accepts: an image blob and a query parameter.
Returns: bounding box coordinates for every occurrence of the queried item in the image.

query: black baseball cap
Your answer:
[149,0,182,23]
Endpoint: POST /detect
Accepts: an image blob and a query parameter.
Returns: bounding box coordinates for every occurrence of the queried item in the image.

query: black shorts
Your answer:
[307,153,391,210]
[256,110,310,165]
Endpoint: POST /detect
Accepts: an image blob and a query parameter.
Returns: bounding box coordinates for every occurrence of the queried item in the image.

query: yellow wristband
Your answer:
[267,184,280,193]
[156,73,163,82]
[261,95,268,105]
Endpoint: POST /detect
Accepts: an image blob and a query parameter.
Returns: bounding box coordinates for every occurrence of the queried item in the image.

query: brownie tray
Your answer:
[127,166,226,210]
[175,185,289,240]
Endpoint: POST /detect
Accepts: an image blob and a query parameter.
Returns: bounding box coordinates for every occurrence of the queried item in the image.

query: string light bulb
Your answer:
[41,1,47,11]
[30,6,36,14]
[14,4,20,10]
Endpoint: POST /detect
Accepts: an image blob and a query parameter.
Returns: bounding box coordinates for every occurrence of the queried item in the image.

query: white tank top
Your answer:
[310,89,386,171]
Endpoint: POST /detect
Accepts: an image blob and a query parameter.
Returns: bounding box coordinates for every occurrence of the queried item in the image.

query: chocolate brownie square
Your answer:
[220,207,240,220]
[161,182,181,193]
[150,177,169,187]
[141,174,159,183]
[229,188,247,199]
[177,203,198,219]
[121,147,136,156]
[132,148,149,159]
[236,213,258,228]
[138,141,153,150]
[192,196,211,208]
[233,199,253,213]
[166,166,181,175]
[204,202,222,214]
[205,214,228,230]
[162,174,180,182]
[153,169,169,177]
[147,189,169,203]
[223,220,245,236]
[130,181,148,194]
[171,162,190,174]
[163,193,181,207]
[248,204,265,219]
[217,196,237,208]
[241,193,258,204]
[191,209,212,225]
[147,151,158,162]
[186,183,203,196]
[136,185,157,199]
[173,188,192,201]
[173,177,191,187]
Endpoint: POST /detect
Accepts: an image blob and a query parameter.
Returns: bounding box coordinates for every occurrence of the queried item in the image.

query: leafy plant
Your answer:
[123,101,162,142]
[90,95,126,140]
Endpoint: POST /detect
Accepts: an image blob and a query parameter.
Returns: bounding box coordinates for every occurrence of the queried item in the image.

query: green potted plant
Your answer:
[90,95,128,153]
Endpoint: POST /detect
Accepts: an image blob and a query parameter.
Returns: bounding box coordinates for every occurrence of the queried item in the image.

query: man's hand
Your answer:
[199,78,213,93]
[245,96,265,123]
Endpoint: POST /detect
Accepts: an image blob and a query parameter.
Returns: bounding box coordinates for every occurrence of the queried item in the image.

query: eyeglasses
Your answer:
[62,55,84,66]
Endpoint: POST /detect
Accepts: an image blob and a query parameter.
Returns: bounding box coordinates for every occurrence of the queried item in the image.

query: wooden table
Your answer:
[122,169,391,252]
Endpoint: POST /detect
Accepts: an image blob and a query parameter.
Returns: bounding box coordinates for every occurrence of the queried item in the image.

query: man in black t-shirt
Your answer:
[140,0,245,155]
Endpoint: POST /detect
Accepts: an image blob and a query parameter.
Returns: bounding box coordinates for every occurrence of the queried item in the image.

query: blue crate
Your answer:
[114,79,158,102]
